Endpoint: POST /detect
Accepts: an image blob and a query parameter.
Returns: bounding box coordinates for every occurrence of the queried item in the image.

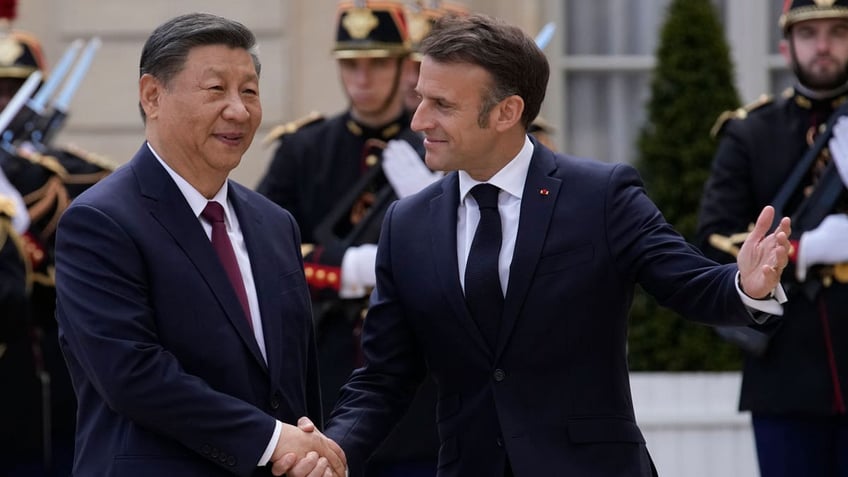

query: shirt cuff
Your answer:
[735,271,787,323]
[258,420,282,466]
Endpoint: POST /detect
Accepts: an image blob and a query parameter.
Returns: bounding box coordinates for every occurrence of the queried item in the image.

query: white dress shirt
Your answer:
[457,135,533,295]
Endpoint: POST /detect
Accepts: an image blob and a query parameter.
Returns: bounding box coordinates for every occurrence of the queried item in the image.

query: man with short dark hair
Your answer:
[325,13,792,477]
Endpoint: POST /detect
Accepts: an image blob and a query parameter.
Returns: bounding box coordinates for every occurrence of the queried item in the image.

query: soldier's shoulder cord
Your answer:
[16,148,69,179]
[710,93,775,139]
[262,111,325,146]
[0,193,18,219]
[59,143,117,172]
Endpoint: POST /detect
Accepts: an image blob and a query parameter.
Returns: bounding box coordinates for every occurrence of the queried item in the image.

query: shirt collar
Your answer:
[458,134,534,203]
[146,142,230,222]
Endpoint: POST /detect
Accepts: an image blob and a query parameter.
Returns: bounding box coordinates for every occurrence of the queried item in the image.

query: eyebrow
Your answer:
[418,89,454,106]
[201,67,258,83]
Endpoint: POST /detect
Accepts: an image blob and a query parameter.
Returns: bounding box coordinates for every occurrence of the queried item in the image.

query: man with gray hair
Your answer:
[55,13,345,477]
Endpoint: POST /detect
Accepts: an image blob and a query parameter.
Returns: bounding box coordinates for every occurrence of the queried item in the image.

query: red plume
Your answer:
[0,0,17,22]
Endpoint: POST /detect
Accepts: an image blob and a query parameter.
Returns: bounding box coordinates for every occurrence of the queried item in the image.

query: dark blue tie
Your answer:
[465,183,504,349]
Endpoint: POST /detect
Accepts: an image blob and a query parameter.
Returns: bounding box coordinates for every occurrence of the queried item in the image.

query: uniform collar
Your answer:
[791,84,848,110]
[344,110,411,140]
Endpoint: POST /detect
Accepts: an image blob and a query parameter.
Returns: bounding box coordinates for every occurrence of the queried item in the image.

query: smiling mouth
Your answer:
[216,133,245,145]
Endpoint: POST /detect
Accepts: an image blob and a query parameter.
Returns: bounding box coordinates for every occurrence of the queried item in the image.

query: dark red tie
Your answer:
[201,201,252,327]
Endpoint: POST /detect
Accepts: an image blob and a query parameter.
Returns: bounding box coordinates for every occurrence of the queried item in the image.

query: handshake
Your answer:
[270,417,347,477]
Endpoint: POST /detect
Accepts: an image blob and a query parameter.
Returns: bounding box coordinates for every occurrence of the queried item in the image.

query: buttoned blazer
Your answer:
[326,141,755,477]
[55,145,320,477]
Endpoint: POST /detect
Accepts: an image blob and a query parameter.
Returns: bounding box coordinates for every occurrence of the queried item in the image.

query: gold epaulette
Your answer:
[262,111,324,146]
[17,148,69,179]
[710,94,774,138]
[60,143,117,171]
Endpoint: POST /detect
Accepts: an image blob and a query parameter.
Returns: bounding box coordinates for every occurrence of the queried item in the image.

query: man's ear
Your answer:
[139,74,161,120]
[493,95,524,133]
[779,38,791,65]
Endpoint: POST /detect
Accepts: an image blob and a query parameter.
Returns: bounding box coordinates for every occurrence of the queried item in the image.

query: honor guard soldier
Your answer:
[0,167,41,476]
[256,3,432,475]
[697,1,848,475]
[0,24,113,474]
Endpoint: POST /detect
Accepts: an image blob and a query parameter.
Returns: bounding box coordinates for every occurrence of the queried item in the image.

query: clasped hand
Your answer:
[270,417,347,477]
[737,205,792,298]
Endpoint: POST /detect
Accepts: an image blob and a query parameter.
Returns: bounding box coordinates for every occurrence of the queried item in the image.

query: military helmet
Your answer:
[404,1,468,61]
[780,0,848,34]
[333,0,411,59]
[0,30,46,79]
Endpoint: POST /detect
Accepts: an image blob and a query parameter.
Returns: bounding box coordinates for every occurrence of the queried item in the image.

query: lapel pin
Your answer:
[539,188,550,196]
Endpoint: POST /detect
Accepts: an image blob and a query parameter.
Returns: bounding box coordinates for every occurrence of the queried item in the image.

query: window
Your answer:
[542,0,787,164]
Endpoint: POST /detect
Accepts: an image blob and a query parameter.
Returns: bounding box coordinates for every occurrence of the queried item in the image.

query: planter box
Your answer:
[630,372,758,477]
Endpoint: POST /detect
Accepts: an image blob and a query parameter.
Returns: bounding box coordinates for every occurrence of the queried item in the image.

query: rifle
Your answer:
[770,101,848,234]
[22,37,101,151]
[0,70,42,152]
[312,139,396,252]
[7,39,83,150]
[709,100,848,291]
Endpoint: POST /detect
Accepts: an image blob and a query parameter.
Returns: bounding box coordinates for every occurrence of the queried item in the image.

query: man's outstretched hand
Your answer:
[737,205,792,298]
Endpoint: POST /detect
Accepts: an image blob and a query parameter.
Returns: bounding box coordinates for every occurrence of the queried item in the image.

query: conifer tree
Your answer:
[629,0,742,370]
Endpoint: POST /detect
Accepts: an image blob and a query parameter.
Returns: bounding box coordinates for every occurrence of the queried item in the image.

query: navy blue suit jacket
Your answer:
[55,145,321,476]
[325,142,756,477]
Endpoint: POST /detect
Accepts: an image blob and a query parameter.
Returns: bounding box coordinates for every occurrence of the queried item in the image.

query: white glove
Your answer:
[796,213,848,281]
[0,167,29,234]
[382,139,441,198]
[828,116,848,187]
[339,244,378,298]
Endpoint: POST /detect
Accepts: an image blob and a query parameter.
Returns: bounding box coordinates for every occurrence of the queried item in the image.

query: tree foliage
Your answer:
[629,0,743,370]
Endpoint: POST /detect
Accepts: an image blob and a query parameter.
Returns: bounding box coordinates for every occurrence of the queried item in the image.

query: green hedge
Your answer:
[629,0,743,371]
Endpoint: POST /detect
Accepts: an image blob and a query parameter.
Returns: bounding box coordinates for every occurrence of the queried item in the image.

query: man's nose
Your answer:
[223,94,250,121]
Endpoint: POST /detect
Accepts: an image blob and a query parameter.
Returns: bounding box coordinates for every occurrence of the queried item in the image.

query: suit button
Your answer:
[493,369,506,382]
[270,391,281,410]
[496,437,504,447]
[227,455,237,466]
[201,444,211,455]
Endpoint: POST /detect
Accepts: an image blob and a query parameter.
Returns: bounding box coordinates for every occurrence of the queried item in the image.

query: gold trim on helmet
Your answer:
[333,45,410,59]
[780,1,848,34]
[332,0,411,59]
[0,30,46,79]
[0,65,37,79]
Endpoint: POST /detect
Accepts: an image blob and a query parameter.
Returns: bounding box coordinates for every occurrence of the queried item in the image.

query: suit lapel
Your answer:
[430,174,492,358]
[496,145,561,358]
[132,146,267,373]
[229,184,279,377]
